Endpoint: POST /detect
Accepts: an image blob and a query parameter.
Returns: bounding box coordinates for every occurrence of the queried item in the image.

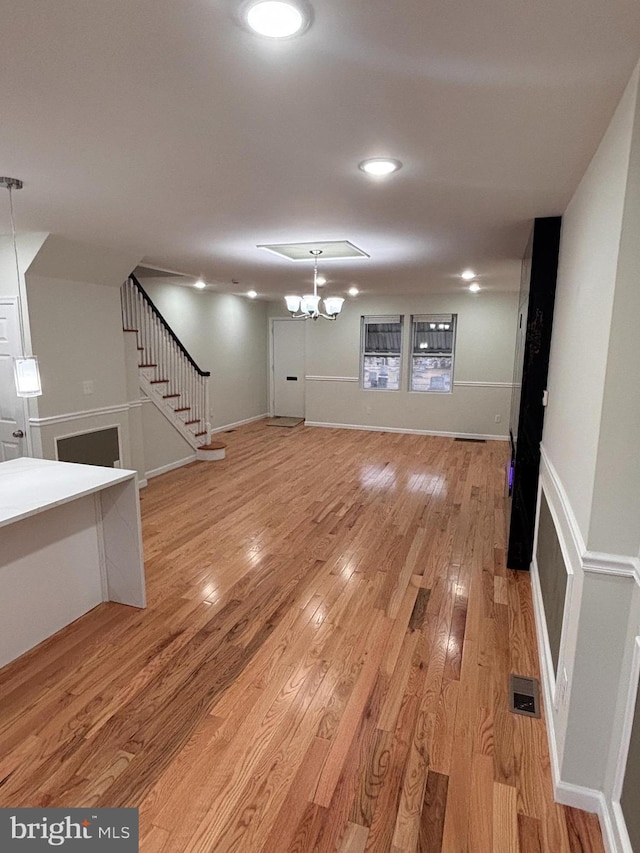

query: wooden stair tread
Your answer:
[162,393,180,399]
[123,328,139,333]
[150,379,169,384]
[194,431,207,437]
[174,407,190,412]
[198,441,226,451]
[184,419,200,425]
[139,363,157,368]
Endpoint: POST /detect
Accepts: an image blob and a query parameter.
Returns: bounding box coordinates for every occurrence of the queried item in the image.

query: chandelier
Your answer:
[284,250,345,320]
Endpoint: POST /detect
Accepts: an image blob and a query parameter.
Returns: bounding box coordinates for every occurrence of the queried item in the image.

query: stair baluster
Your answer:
[121,275,212,449]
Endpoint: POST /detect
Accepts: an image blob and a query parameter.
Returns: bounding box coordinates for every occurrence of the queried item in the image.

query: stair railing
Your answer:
[121,275,211,445]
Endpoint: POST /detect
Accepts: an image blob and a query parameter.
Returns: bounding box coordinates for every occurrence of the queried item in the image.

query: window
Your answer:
[361,315,403,390]
[410,314,456,392]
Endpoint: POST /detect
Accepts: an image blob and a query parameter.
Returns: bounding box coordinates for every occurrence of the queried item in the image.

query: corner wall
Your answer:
[530,61,640,852]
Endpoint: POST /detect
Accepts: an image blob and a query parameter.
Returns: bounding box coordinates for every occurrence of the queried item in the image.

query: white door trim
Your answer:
[0,296,31,458]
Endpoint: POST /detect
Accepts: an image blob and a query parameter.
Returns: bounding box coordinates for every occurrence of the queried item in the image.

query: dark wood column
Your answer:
[507,216,562,571]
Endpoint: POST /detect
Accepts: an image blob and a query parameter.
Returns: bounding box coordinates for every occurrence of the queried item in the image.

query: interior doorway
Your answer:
[0,297,28,461]
[272,319,305,418]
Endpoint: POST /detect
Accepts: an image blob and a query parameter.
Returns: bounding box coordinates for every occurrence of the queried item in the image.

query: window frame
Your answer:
[360,315,404,391]
[409,313,457,394]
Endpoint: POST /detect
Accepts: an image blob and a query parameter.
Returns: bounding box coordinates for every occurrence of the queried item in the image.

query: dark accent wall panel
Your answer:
[56,427,120,468]
[507,216,562,570]
[535,492,568,677]
[621,669,640,851]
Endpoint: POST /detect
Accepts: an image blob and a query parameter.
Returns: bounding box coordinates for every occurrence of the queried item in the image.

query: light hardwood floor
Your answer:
[0,422,605,852]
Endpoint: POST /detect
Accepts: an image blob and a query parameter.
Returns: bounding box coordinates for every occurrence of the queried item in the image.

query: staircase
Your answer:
[121,275,211,449]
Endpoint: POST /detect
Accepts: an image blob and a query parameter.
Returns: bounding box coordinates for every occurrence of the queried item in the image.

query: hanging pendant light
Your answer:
[284,250,345,320]
[1,177,42,397]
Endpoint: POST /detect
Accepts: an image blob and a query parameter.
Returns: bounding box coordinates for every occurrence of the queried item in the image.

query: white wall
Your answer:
[271,290,518,438]
[23,236,142,469]
[141,397,194,478]
[140,280,269,430]
[28,274,129,418]
[531,61,640,848]
[588,80,640,557]
[542,69,637,545]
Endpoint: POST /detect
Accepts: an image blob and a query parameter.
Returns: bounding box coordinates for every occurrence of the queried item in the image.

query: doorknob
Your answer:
[12,429,24,438]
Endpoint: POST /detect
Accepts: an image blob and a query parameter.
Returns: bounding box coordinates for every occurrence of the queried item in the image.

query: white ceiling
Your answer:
[2,0,640,299]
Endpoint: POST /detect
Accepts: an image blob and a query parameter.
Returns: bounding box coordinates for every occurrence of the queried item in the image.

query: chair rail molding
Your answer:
[29,402,131,427]
[305,375,359,382]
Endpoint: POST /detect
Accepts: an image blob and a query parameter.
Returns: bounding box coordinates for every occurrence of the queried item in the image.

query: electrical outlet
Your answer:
[495,414,501,423]
[82,380,94,395]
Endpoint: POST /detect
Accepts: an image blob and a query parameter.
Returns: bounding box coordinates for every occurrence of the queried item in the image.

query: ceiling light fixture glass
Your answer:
[246,0,306,38]
[461,269,476,281]
[284,250,344,320]
[247,290,258,298]
[194,279,206,289]
[1,177,43,399]
[469,282,481,293]
[348,286,359,296]
[358,158,402,176]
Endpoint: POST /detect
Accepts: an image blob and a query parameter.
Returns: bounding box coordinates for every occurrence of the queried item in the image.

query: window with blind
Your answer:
[361,315,403,390]
[410,314,456,392]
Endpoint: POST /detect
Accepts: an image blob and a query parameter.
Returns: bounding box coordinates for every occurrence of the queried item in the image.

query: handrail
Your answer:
[128,273,211,377]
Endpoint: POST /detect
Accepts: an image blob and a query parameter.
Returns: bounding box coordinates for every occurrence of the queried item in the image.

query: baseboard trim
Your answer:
[145,455,196,480]
[137,478,148,489]
[554,780,607,816]
[304,420,508,441]
[555,785,618,853]
[211,413,268,433]
[611,801,634,853]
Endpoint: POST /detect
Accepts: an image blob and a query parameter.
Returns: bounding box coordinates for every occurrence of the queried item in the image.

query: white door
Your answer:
[0,297,27,461]
[273,320,305,418]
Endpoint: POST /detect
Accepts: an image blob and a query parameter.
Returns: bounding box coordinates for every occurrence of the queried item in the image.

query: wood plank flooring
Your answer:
[0,422,605,852]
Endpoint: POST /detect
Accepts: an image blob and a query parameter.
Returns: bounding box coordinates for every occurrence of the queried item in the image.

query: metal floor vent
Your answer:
[454,437,487,443]
[509,674,541,718]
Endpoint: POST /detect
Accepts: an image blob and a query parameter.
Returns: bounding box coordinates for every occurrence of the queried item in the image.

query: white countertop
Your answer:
[0,457,138,529]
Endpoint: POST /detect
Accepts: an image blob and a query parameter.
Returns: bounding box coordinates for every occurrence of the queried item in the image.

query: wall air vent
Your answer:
[257,240,369,261]
[509,674,541,717]
[454,437,487,443]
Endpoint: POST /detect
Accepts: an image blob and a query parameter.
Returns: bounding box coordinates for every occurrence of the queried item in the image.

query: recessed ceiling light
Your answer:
[315,275,327,286]
[358,158,402,176]
[461,269,476,281]
[469,282,481,293]
[245,1,307,38]
[348,286,359,296]
[247,290,258,298]
[194,279,206,289]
